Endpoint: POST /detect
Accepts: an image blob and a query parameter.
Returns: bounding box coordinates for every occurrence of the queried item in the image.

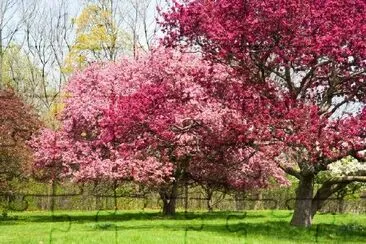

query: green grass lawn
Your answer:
[0,210,365,243]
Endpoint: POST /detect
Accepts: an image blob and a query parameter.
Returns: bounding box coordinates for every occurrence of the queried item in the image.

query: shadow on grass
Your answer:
[0,211,264,224]
[1,211,365,242]
[93,220,366,242]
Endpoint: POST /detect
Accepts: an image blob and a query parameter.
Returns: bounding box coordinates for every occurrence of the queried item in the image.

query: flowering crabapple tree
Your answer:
[30,49,287,215]
[161,0,366,226]
[100,57,288,214]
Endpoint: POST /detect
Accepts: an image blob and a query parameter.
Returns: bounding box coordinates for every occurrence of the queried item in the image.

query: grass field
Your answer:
[0,210,365,243]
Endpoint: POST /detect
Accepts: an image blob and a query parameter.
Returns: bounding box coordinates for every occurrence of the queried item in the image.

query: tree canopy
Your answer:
[29,49,288,214]
[0,89,40,192]
[160,0,366,226]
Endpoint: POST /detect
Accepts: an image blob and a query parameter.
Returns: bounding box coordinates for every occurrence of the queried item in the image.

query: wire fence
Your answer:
[1,189,365,214]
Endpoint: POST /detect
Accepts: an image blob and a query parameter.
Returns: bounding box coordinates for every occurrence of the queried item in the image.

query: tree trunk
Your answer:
[311,182,347,217]
[49,180,56,212]
[206,188,213,212]
[290,175,314,227]
[160,181,178,216]
[162,198,176,216]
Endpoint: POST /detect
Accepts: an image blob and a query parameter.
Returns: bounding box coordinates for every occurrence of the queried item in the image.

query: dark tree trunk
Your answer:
[162,198,176,216]
[160,181,178,216]
[311,182,347,217]
[290,175,314,227]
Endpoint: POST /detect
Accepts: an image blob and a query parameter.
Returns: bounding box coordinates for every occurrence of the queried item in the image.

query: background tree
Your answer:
[0,0,21,88]
[22,0,75,113]
[0,0,36,88]
[63,1,130,73]
[118,0,163,58]
[82,0,164,58]
[0,89,40,214]
[1,44,45,110]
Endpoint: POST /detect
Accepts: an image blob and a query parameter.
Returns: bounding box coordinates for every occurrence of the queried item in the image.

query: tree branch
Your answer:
[278,164,301,179]
[325,176,366,184]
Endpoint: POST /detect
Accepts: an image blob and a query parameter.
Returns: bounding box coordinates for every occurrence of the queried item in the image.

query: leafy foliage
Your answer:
[63,3,131,73]
[0,89,40,192]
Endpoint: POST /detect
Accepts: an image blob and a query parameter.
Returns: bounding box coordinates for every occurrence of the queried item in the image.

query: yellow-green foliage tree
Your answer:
[63,2,131,73]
